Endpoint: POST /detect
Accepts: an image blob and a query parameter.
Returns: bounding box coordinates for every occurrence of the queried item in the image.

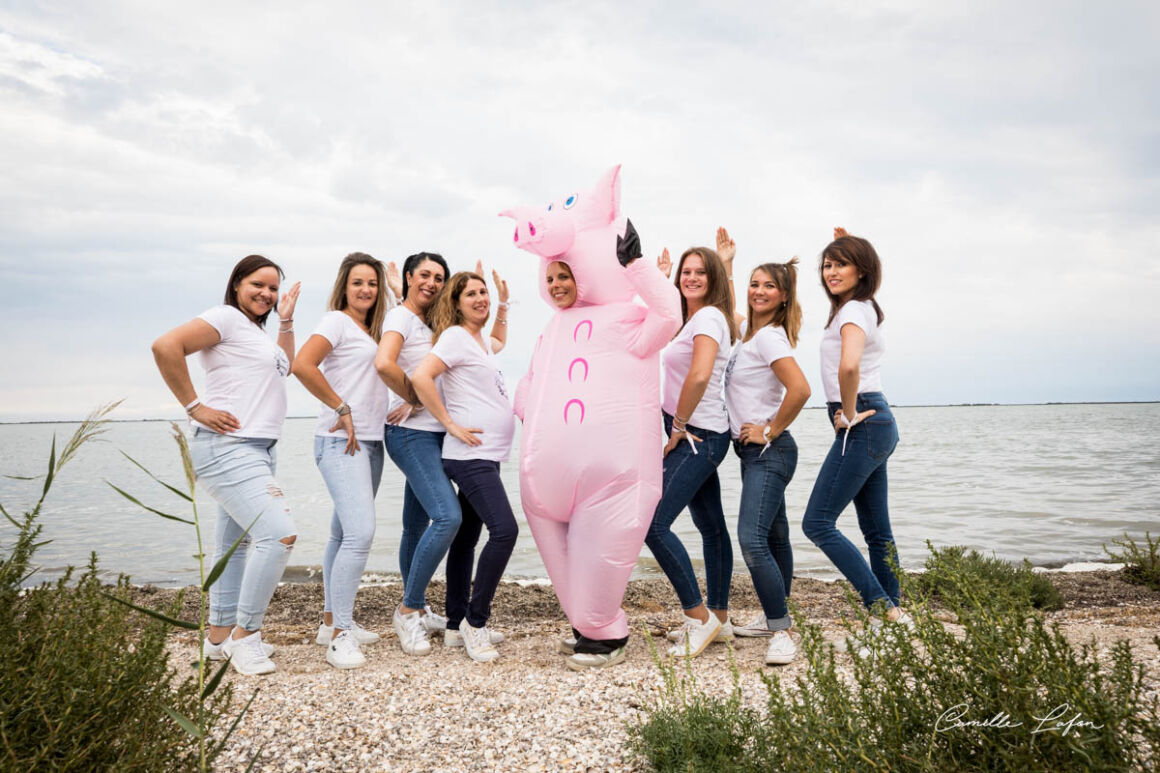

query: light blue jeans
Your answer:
[191,429,296,631]
[315,436,384,631]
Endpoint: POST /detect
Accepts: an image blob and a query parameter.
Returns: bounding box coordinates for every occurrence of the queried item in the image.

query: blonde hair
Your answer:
[747,258,802,347]
[675,247,739,344]
[429,271,486,343]
[327,252,388,341]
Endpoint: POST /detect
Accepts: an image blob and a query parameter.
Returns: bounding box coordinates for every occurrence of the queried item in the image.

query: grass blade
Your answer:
[41,435,56,501]
[118,450,193,501]
[212,687,260,756]
[105,481,195,525]
[203,515,259,591]
[3,475,40,480]
[244,742,268,772]
[163,706,203,738]
[201,658,232,700]
[1,502,20,528]
[100,591,198,630]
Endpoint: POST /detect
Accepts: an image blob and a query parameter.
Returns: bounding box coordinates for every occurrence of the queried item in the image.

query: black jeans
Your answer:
[442,459,518,629]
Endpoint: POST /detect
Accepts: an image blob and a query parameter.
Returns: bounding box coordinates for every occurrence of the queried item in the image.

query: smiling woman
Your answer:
[150,254,301,677]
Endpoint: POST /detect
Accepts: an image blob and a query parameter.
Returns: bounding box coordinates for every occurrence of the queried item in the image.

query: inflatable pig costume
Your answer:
[505,166,681,653]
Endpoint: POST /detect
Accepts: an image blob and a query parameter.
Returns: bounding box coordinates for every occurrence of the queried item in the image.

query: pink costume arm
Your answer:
[513,334,542,422]
[623,258,681,358]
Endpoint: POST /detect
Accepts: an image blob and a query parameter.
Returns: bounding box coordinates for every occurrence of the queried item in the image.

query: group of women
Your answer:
[151,225,906,674]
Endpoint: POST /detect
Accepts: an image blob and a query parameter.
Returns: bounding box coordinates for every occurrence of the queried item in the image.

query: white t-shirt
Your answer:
[429,326,514,462]
[661,306,731,433]
[193,305,289,439]
[820,300,885,403]
[310,310,389,441]
[723,322,795,440]
[382,306,444,433]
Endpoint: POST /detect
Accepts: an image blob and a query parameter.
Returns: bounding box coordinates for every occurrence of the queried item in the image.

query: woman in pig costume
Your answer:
[504,166,681,670]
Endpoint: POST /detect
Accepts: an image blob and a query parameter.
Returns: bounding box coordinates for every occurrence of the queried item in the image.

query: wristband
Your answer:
[184,400,201,416]
[335,402,352,416]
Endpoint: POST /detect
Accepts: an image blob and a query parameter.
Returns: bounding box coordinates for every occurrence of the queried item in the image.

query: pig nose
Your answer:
[528,222,536,237]
[513,227,519,243]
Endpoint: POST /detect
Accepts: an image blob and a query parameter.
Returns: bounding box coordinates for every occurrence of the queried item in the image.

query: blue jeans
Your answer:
[385,424,462,610]
[314,436,383,631]
[801,392,901,609]
[190,429,296,631]
[442,459,518,629]
[644,414,733,611]
[734,433,796,631]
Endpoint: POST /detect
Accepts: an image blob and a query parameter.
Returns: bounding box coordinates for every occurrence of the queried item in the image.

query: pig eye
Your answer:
[547,203,553,211]
[563,195,577,209]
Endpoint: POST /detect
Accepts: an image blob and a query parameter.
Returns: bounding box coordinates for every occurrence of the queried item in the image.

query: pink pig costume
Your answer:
[505,166,681,647]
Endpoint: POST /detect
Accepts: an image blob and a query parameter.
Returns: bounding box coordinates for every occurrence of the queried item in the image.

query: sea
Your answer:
[1,403,1157,588]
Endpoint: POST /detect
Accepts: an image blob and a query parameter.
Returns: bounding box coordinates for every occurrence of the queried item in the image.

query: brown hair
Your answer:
[327,252,388,342]
[675,247,739,344]
[430,271,486,343]
[224,254,284,328]
[820,235,884,327]
[747,258,802,347]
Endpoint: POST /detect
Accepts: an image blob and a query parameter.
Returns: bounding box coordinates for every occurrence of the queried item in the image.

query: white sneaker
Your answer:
[733,614,774,638]
[565,646,626,671]
[444,626,505,648]
[314,620,381,646]
[764,630,797,665]
[421,606,448,632]
[667,614,723,658]
[326,630,367,670]
[667,616,732,643]
[460,621,500,663]
[222,631,276,676]
[203,635,274,660]
[392,607,432,656]
[558,637,578,655]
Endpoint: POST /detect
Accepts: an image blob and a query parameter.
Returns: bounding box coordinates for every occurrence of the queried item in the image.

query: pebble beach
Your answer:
[133,569,1160,772]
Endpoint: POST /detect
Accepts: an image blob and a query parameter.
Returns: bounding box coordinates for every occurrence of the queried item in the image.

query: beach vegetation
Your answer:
[0,405,234,771]
[629,546,1160,772]
[1104,531,1160,591]
[917,543,1064,611]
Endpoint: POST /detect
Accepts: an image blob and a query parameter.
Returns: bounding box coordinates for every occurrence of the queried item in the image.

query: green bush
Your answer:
[1104,531,1160,591]
[0,407,234,771]
[918,543,1064,612]
[630,548,1160,772]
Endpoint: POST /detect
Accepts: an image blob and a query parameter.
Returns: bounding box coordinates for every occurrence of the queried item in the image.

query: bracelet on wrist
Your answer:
[335,402,352,416]
[185,400,201,416]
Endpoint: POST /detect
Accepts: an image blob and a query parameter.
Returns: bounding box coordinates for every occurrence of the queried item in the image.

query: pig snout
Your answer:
[499,208,576,258]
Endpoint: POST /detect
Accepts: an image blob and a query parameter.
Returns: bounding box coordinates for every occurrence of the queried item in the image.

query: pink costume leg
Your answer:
[526,514,574,624]
[567,481,658,641]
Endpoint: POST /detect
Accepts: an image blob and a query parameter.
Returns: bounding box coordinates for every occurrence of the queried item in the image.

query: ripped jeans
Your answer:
[191,429,296,631]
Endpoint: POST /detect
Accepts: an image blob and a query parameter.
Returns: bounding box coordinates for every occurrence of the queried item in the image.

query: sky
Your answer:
[1,0,1158,422]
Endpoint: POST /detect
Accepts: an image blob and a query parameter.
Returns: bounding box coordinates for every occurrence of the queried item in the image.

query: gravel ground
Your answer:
[133,570,1160,772]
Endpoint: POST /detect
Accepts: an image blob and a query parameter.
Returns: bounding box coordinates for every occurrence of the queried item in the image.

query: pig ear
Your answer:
[591,164,621,224]
[498,209,516,219]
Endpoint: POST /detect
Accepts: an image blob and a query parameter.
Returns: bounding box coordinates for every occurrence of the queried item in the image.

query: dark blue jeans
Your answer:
[442,458,518,629]
[385,424,462,610]
[801,392,901,609]
[734,432,796,631]
[644,413,733,611]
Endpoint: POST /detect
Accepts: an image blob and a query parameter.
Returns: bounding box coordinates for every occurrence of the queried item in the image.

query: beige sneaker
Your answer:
[667,614,723,658]
[565,646,626,671]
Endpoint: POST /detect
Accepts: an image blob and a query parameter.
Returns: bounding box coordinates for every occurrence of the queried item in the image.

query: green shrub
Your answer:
[1104,532,1160,591]
[0,406,234,771]
[918,543,1064,611]
[630,549,1160,772]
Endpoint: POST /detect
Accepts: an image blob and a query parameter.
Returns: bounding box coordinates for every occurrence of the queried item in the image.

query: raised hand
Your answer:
[278,281,301,321]
[492,269,509,304]
[715,227,736,265]
[656,248,672,279]
[475,259,484,277]
[833,226,849,240]
[386,261,403,301]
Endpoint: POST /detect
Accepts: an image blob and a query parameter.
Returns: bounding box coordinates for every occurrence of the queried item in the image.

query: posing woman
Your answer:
[723,257,810,665]
[802,228,909,632]
[645,239,739,658]
[411,270,516,663]
[374,252,456,656]
[292,252,391,669]
[152,255,300,676]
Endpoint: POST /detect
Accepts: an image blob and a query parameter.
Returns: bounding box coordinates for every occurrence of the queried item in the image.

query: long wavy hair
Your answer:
[430,271,486,343]
[747,258,802,347]
[675,247,738,344]
[224,254,284,328]
[820,235,884,328]
[326,252,388,341]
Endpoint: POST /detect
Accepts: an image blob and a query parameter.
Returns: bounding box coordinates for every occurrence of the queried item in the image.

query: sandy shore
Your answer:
[135,570,1160,772]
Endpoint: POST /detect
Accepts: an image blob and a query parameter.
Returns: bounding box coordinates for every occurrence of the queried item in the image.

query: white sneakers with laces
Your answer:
[667,614,723,658]
[444,626,504,648]
[203,634,274,661]
[764,630,797,665]
[315,620,380,646]
[667,617,733,643]
[733,614,775,638]
[421,606,448,632]
[222,631,276,675]
[327,629,367,669]
[459,620,500,662]
[393,607,433,656]
[565,646,626,671]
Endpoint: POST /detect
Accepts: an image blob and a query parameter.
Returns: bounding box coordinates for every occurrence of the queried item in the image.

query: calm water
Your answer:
[1,403,1157,587]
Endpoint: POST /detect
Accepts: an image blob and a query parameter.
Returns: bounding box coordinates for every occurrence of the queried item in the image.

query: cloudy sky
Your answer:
[1,1,1157,422]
